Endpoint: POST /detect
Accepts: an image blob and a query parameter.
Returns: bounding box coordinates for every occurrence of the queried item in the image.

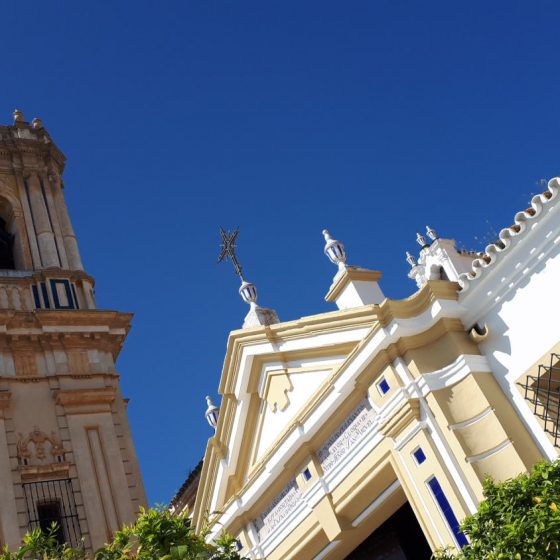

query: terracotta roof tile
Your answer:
[458,177,560,293]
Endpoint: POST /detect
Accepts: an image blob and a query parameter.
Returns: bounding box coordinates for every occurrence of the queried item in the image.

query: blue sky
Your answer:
[2,1,559,504]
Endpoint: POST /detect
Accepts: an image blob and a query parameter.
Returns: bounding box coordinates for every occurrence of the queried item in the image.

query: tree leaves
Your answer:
[432,460,560,560]
[0,507,246,560]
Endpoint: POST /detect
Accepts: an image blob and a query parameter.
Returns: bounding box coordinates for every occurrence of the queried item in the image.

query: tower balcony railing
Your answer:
[0,270,36,311]
[0,270,83,311]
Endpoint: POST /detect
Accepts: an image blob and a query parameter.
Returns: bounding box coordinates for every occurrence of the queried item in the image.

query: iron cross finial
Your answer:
[218,227,244,280]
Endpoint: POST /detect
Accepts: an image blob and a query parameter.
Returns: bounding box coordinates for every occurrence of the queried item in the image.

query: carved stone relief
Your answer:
[17,427,68,470]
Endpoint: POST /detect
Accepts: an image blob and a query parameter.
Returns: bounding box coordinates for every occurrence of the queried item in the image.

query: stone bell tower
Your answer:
[0,110,146,551]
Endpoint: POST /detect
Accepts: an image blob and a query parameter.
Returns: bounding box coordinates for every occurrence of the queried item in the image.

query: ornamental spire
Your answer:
[406,251,417,267]
[218,227,258,305]
[416,232,427,248]
[426,225,437,241]
[217,227,279,328]
[205,396,219,430]
[322,229,347,270]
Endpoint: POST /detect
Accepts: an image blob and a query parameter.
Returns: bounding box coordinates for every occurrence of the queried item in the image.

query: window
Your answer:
[427,477,468,548]
[522,352,560,447]
[23,479,81,547]
[377,377,390,395]
[37,501,64,545]
[302,468,312,482]
[412,447,426,465]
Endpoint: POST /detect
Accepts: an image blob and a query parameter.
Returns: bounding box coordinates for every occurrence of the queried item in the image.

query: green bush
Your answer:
[0,507,245,560]
[433,460,560,560]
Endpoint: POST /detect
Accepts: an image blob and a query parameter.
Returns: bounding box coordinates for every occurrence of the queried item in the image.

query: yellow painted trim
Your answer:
[194,282,462,530]
[263,369,292,412]
[325,267,382,302]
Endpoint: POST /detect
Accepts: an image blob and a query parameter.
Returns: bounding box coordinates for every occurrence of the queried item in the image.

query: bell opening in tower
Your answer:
[0,216,15,270]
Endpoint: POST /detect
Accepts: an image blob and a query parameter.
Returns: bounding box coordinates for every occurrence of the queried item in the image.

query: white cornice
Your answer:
[416,354,491,394]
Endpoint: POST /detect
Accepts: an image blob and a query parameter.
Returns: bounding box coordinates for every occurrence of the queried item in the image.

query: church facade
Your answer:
[191,179,560,559]
[0,111,146,551]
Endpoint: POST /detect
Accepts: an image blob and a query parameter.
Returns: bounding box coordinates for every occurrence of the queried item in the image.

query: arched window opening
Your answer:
[0,195,25,271]
[0,217,15,269]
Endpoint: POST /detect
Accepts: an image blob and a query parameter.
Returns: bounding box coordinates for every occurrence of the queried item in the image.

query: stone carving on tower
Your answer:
[0,110,146,552]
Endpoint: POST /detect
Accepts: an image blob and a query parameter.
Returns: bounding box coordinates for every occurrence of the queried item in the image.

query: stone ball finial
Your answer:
[323,229,347,268]
[13,109,23,123]
[32,118,43,130]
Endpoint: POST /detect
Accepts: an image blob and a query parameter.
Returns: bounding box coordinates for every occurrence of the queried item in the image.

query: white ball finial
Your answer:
[406,252,417,267]
[205,396,219,430]
[426,225,437,241]
[323,229,347,269]
[239,279,257,306]
[416,232,427,247]
[13,109,23,123]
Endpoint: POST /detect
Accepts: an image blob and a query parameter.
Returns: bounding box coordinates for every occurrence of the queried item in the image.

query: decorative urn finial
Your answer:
[13,109,23,123]
[416,232,427,248]
[426,225,437,241]
[239,279,258,306]
[32,118,43,130]
[322,229,346,269]
[406,251,417,267]
[205,396,219,430]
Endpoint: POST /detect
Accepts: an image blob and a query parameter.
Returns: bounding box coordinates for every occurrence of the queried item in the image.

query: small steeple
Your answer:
[407,226,479,288]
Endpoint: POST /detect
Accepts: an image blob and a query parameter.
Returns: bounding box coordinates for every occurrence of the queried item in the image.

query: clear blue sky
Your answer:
[3,1,559,504]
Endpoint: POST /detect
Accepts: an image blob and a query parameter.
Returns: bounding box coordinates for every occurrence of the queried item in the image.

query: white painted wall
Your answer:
[461,184,560,459]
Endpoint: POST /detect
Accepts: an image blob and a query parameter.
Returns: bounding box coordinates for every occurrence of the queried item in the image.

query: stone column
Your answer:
[26,173,59,268]
[39,173,68,269]
[50,173,83,271]
[13,172,41,270]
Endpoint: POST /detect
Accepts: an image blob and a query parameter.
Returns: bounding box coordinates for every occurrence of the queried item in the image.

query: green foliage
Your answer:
[94,506,246,560]
[0,523,85,560]
[0,508,245,560]
[432,460,560,560]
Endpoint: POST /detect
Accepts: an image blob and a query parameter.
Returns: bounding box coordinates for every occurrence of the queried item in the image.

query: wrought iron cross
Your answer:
[218,227,244,280]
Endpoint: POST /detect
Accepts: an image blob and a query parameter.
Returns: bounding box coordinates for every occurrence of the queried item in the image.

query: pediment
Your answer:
[251,358,342,465]
[219,342,366,507]
[199,311,379,521]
